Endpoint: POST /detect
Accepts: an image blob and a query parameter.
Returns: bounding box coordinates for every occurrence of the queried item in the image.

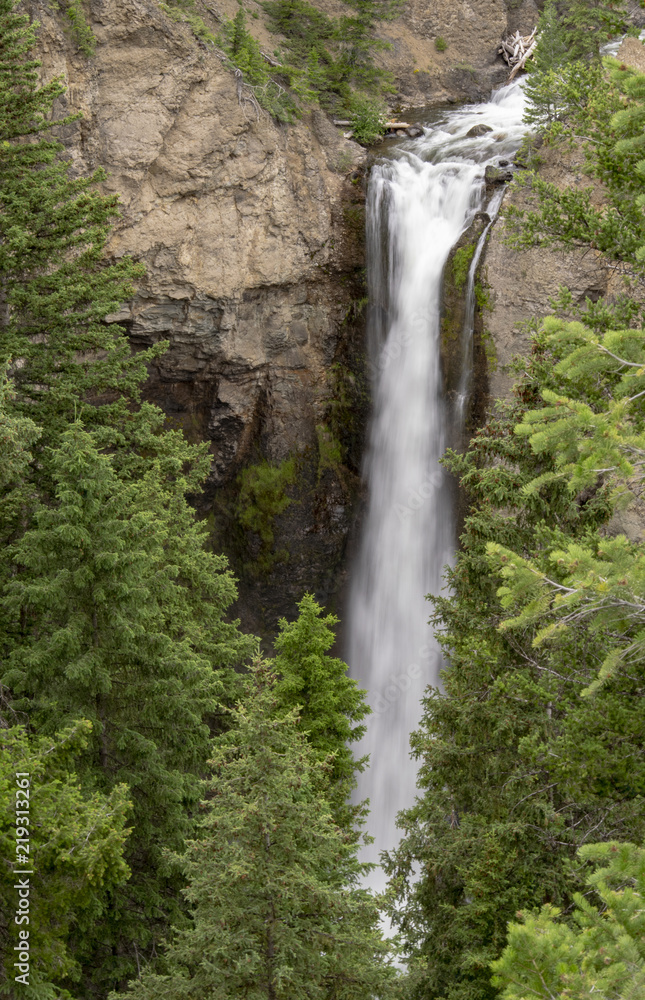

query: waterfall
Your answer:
[454,186,504,430]
[347,81,529,895]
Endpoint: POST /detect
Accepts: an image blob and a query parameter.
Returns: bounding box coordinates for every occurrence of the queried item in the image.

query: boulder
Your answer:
[406,125,424,138]
[485,164,513,184]
[467,123,493,137]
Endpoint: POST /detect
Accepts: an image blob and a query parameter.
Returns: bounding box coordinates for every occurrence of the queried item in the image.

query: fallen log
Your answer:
[508,37,537,81]
[261,51,282,67]
[498,26,537,79]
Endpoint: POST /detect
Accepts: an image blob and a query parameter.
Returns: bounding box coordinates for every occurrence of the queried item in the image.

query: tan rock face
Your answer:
[482,142,614,402]
[32,0,367,469]
[28,0,528,629]
[617,35,645,73]
[482,139,645,543]
[377,0,538,106]
[30,0,371,631]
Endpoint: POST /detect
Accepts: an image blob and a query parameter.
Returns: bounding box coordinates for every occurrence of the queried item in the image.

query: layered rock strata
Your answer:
[32,0,369,636]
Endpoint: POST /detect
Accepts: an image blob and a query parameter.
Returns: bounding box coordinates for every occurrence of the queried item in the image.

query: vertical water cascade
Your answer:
[454,186,504,430]
[348,81,529,893]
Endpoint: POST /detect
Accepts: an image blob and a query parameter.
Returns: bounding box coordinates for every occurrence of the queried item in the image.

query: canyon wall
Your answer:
[32,0,374,636]
[380,0,539,107]
[31,0,530,636]
[475,37,645,542]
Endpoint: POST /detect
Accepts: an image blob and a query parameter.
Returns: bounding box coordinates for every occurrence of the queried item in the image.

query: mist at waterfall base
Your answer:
[347,80,529,899]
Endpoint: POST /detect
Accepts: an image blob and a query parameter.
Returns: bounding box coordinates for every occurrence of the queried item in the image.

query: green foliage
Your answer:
[118,659,397,1000]
[523,0,631,126]
[49,0,96,56]
[0,364,40,544]
[480,327,498,370]
[272,593,369,824]
[349,92,386,144]
[548,284,645,333]
[218,8,299,121]
[532,0,567,72]
[262,0,395,113]
[0,721,131,998]
[558,0,633,63]
[485,318,645,695]
[522,59,595,128]
[434,35,447,52]
[474,280,491,312]
[237,456,297,573]
[315,422,343,478]
[0,0,150,455]
[264,0,335,63]
[383,332,645,1000]
[513,2,645,267]
[158,0,217,45]
[336,0,396,95]
[521,0,581,126]
[2,421,252,994]
[492,841,645,999]
[452,244,476,291]
[63,0,96,56]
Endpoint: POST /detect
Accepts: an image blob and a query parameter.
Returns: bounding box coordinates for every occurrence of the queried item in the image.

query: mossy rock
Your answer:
[441,212,489,397]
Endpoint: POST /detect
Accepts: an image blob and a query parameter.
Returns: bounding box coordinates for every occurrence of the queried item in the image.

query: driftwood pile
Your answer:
[498,27,537,81]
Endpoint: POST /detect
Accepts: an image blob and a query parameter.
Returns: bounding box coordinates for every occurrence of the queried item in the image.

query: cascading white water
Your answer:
[454,185,504,429]
[348,80,529,894]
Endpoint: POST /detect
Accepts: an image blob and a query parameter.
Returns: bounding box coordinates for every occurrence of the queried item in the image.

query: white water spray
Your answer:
[348,81,529,893]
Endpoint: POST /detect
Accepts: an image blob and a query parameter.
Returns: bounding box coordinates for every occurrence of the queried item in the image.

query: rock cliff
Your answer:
[31,0,532,636]
[32,0,375,636]
[380,0,539,107]
[477,36,645,542]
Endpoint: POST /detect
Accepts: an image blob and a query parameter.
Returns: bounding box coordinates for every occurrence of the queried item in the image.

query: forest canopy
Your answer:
[2,0,645,997]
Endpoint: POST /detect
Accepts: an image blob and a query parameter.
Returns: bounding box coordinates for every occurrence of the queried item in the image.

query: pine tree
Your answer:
[512,40,645,265]
[0,362,39,539]
[492,841,645,1000]
[522,0,588,126]
[559,0,632,63]
[118,659,397,1000]
[0,0,153,447]
[272,593,369,823]
[0,364,39,494]
[383,334,645,1000]
[488,318,645,692]
[337,0,395,93]
[0,721,131,999]
[2,421,254,995]
[0,365,41,675]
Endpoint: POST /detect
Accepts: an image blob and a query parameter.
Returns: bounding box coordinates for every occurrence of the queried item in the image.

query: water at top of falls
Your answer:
[601,27,645,58]
[347,79,530,897]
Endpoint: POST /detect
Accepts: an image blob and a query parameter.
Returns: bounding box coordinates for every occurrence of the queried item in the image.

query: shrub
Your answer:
[451,244,476,289]
[315,423,343,479]
[219,9,299,121]
[236,456,297,572]
[435,35,447,52]
[349,92,386,144]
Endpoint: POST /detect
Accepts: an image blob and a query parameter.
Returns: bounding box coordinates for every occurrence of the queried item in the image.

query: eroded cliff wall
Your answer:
[31,0,376,635]
[476,38,645,543]
[30,0,532,636]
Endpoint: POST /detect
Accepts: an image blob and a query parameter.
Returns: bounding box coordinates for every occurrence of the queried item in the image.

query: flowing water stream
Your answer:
[347,80,529,895]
